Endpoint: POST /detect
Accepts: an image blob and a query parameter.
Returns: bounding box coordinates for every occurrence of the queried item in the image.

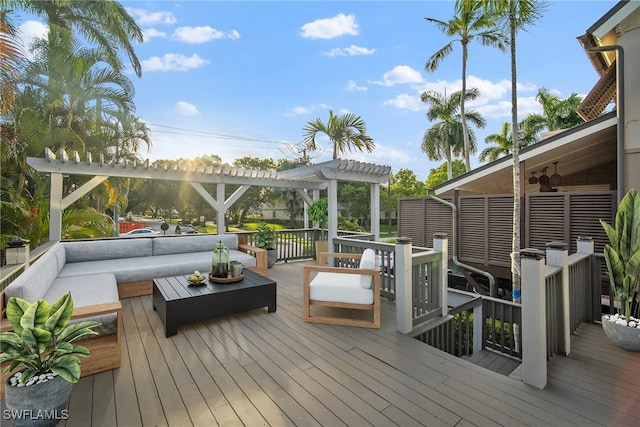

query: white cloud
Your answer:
[346,80,367,92]
[324,45,375,57]
[175,102,200,116]
[370,65,423,87]
[126,8,177,26]
[284,106,311,116]
[171,26,240,44]
[142,28,167,42]
[383,94,423,112]
[141,53,210,72]
[17,21,48,61]
[300,13,358,39]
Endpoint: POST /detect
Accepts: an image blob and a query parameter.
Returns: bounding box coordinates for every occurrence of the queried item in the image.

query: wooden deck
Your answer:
[4,261,639,426]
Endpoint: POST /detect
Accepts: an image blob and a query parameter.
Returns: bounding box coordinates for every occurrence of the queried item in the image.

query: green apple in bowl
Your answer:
[188,270,205,283]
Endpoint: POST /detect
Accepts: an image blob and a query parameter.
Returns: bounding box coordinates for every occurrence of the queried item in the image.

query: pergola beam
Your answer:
[28,149,391,242]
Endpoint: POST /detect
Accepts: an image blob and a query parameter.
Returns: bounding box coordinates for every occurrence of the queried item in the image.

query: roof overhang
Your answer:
[433,113,617,196]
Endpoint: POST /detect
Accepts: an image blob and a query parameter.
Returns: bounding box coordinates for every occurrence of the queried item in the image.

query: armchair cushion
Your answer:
[310,272,374,305]
[358,248,376,289]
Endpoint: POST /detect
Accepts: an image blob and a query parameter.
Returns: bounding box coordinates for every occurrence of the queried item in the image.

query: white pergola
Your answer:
[27,148,391,250]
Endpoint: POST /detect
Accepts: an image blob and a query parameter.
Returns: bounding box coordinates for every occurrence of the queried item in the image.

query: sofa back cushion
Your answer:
[5,251,59,302]
[153,234,238,256]
[63,238,153,263]
[49,242,66,271]
[358,248,376,289]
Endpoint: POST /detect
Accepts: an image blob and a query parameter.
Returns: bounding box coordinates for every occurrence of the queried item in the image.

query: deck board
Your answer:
[2,261,639,427]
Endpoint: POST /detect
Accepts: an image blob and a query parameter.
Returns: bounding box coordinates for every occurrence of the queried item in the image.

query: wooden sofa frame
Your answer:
[0,294,122,398]
[303,252,381,329]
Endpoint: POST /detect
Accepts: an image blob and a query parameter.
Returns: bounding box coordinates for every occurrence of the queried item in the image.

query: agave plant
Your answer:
[600,188,640,325]
[0,292,100,385]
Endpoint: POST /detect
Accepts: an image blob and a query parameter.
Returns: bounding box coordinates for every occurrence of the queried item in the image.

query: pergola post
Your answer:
[370,183,380,240]
[216,183,225,234]
[327,179,338,251]
[49,173,64,242]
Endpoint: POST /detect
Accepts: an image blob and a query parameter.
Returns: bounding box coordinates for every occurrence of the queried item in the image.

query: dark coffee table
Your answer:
[152,269,276,337]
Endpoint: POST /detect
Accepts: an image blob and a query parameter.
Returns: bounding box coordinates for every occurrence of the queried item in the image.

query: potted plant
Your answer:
[308,198,329,260]
[599,188,640,351]
[255,221,277,268]
[1,291,101,426]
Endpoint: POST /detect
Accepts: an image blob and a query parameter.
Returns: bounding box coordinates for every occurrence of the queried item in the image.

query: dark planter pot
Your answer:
[267,249,277,268]
[5,373,73,426]
[602,315,640,352]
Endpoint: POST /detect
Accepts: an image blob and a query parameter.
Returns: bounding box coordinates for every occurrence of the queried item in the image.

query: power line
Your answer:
[146,123,290,145]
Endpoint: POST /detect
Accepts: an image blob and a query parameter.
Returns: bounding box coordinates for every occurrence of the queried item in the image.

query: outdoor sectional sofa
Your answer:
[0,233,267,396]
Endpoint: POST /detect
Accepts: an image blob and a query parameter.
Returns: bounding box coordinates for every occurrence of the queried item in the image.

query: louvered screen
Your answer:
[398,198,427,247]
[459,197,486,263]
[527,193,566,250]
[424,198,453,255]
[569,192,615,253]
[488,196,513,266]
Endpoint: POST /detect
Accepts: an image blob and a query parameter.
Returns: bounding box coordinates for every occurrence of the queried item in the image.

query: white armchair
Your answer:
[302,248,380,328]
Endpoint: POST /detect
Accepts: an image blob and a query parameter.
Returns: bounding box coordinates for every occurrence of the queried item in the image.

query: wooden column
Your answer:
[521,248,547,389]
[395,237,413,333]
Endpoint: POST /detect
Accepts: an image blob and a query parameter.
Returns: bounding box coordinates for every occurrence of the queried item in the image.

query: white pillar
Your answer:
[546,241,570,356]
[216,183,225,234]
[521,248,547,389]
[395,237,413,333]
[327,179,338,252]
[433,233,449,318]
[49,172,63,242]
[370,183,380,241]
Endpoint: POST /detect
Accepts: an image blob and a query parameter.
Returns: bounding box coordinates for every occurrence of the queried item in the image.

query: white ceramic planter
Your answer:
[602,315,640,352]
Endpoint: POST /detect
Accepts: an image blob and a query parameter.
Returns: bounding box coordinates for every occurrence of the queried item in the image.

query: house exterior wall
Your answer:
[621,8,640,192]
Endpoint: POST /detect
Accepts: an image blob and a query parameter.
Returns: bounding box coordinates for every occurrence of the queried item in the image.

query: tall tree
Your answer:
[478,0,546,301]
[426,160,467,189]
[11,0,143,77]
[302,109,374,159]
[480,122,513,162]
[0,9,22,117]
[425,0,507,172]
[421,88,485,180]
[525,87,584,136]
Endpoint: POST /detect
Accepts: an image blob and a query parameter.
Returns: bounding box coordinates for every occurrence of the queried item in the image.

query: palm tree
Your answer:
[478,0,546,301]
[302,110,375,160]
[527,87,584,134]
[0,9,23,117]
[421,88,485,180]
[480,122,513,163]
[480,119,539,162]
[425,0,507,172]
[10,0,143,77]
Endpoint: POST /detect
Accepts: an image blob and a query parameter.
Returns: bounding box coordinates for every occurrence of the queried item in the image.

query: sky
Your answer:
[15,0,619,182]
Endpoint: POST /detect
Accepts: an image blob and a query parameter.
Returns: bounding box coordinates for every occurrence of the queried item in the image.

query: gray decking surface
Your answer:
[6,261,639,426]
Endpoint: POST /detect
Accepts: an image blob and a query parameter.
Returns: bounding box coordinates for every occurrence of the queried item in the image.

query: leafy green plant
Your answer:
[0,292,100,385]
[254,221,275,250]
[600,188,640,325]
[308,198,328,227]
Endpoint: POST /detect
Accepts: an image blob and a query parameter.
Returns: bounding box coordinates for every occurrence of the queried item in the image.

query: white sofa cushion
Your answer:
[309,271,374,305]
[58,250,256,283]
[64,238,152,262]
[4,251,59,302]
[358,248,376,289]
[45,273,119,336]
[152,233,238,256]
